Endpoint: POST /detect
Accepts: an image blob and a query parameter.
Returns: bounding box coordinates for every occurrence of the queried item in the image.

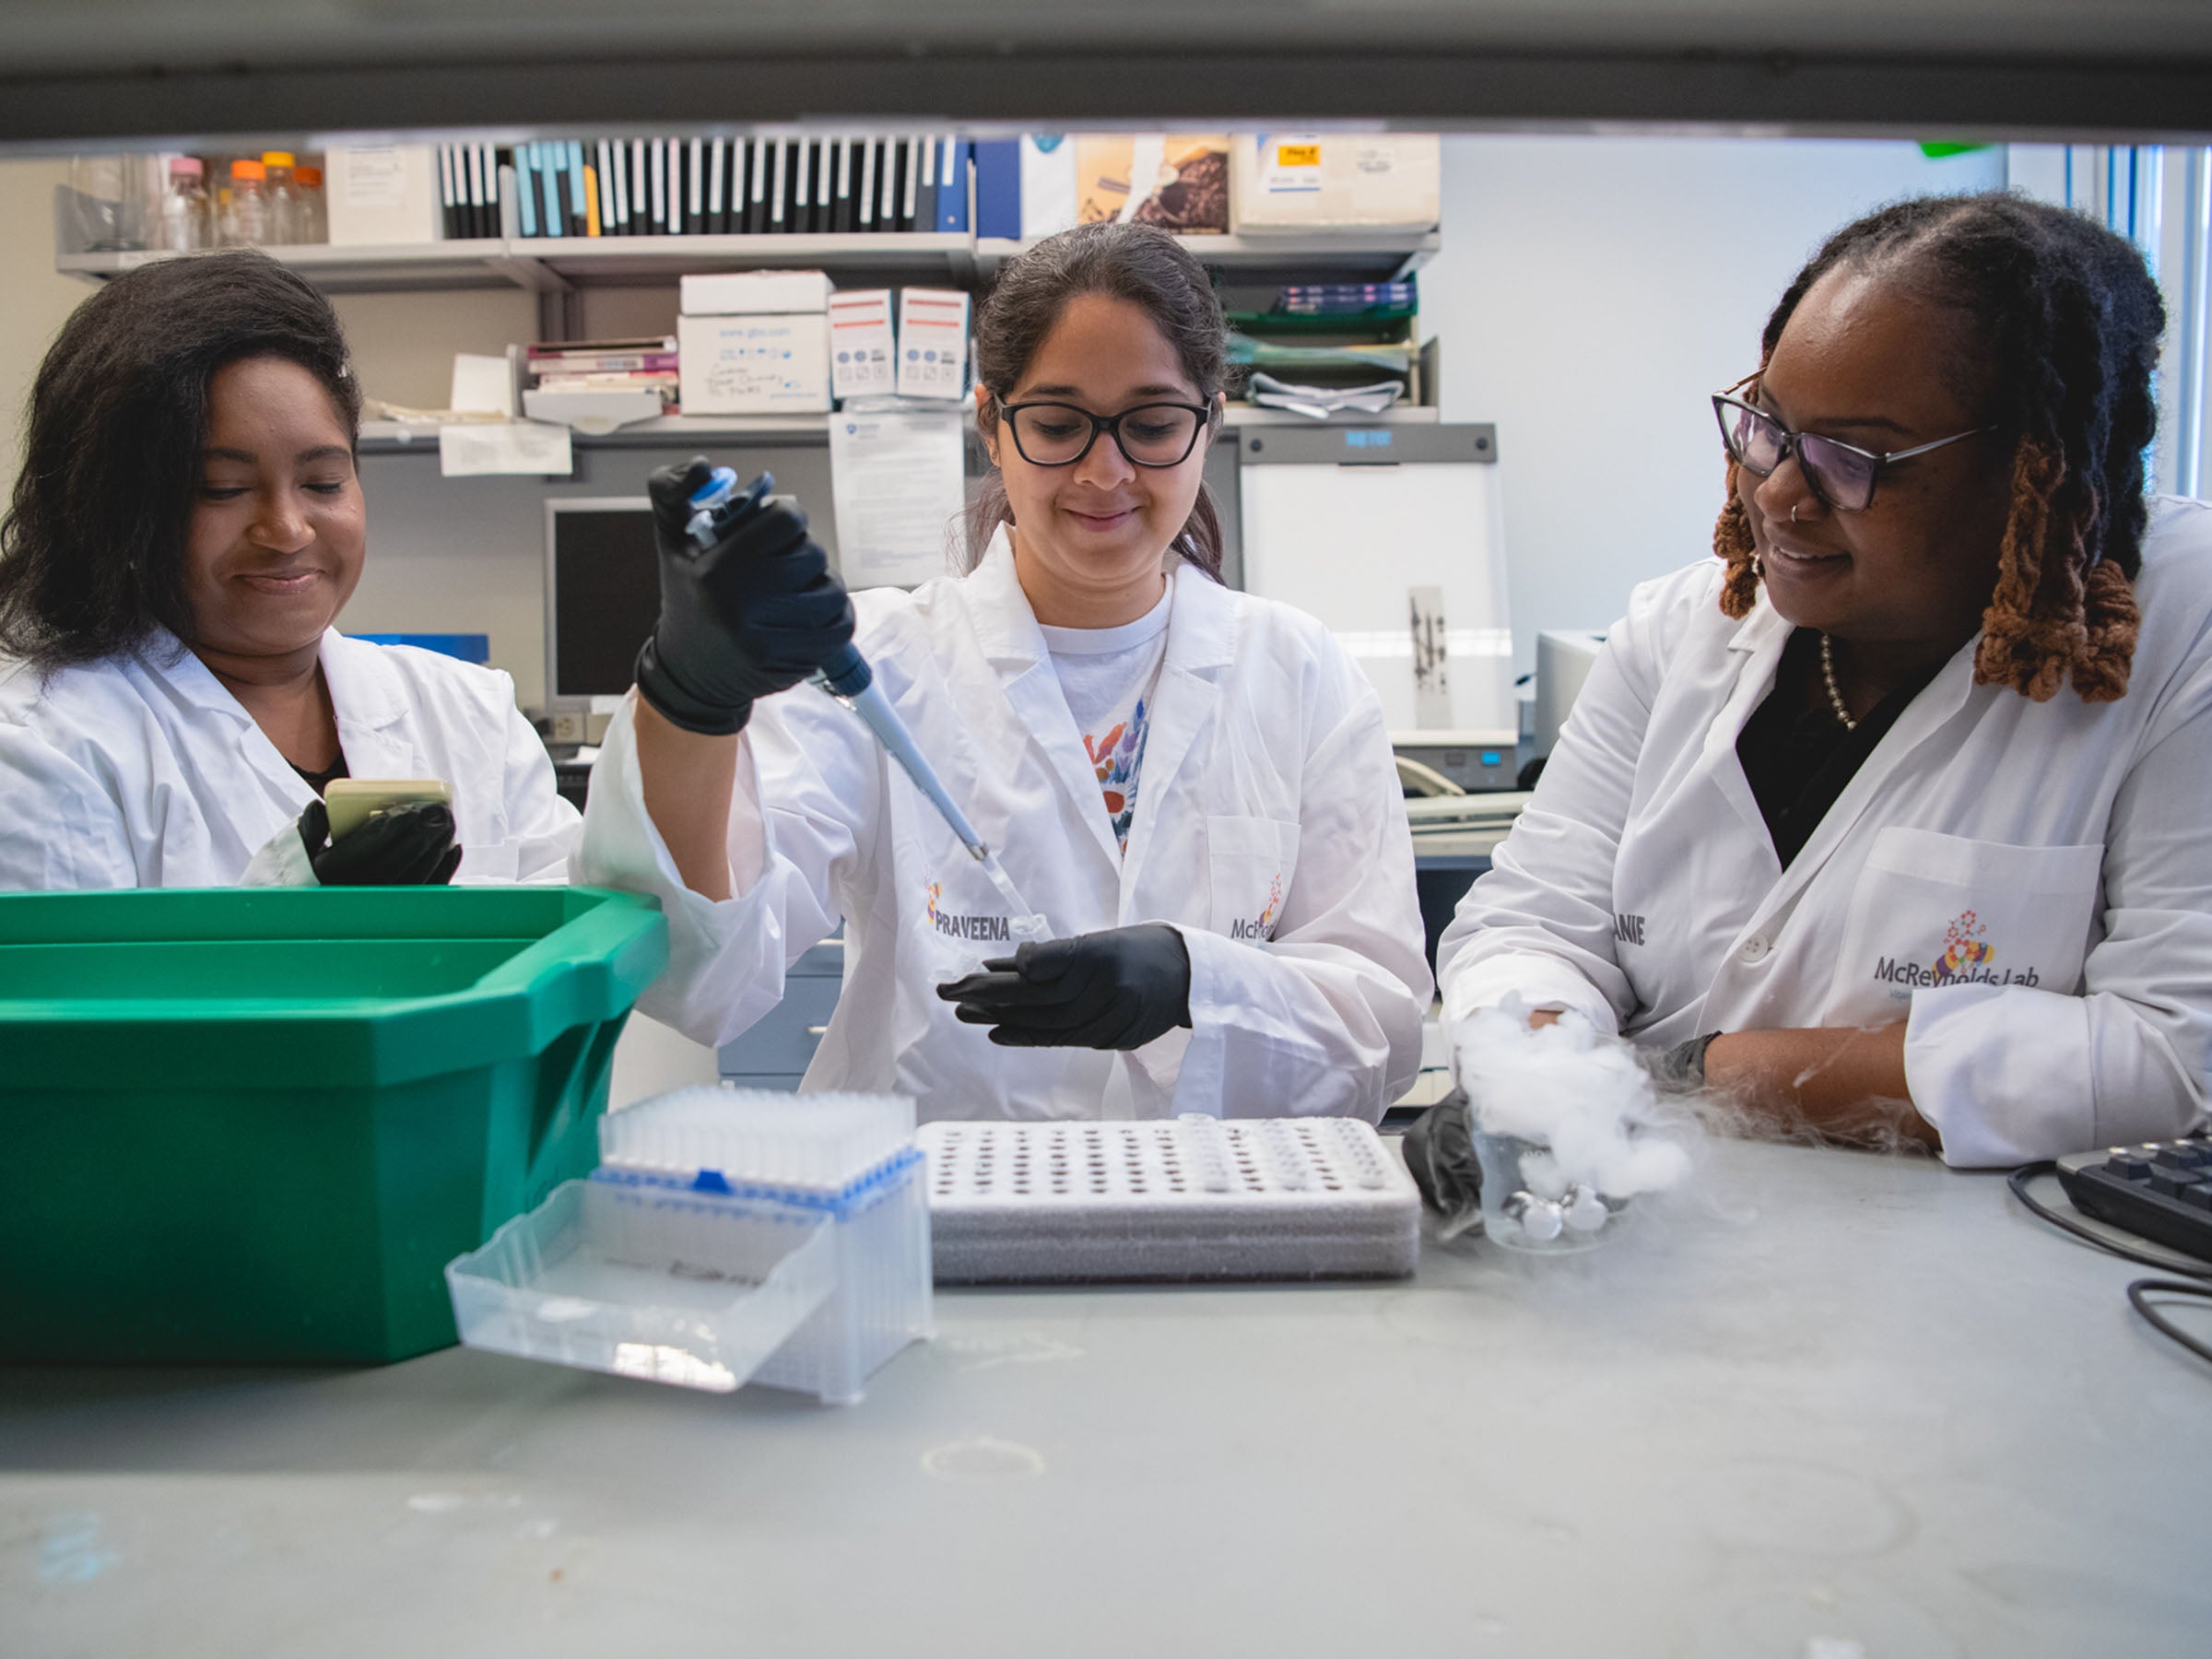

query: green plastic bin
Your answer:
[0,886,668,1365]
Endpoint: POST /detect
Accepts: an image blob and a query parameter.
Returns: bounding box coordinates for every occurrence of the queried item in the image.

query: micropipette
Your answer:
[688,467,1048,940]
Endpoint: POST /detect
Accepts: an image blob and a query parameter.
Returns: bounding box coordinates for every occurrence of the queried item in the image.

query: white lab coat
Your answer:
[0,629,578,889]
[574,527,1431,1122]
[1439,497,2212,1168]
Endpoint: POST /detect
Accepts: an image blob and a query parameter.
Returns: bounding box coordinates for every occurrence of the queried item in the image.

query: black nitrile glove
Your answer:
[1401,1087,1483,1234]
[297,797,463,886]
[937,924,1194,1050]
[633,456,855,735]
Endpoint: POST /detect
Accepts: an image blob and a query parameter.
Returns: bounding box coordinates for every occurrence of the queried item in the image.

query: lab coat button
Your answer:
[1738,935,1771,964]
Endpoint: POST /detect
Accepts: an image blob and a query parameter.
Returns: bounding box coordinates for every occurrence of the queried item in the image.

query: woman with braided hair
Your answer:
[1439,192,2212,1164]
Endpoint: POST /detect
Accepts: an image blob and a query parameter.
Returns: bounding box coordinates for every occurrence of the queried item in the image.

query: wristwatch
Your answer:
[1648,1030,1724,1093]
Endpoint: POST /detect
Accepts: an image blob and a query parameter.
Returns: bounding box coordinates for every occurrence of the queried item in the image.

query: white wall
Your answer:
[1422,135,2006,675]
[0,160,102,500]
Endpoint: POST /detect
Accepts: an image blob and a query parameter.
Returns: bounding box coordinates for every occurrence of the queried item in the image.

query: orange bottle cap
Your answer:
[231,159,265,182]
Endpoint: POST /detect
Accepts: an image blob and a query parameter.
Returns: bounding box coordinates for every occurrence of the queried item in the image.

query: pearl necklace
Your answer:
[1819,633,1858,732]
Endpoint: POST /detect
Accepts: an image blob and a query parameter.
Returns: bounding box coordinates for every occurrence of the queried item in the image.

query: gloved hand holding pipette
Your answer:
[637,457,1048,937]
[636,457,856,736]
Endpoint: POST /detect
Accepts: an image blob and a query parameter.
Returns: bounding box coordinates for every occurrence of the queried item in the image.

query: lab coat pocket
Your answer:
[1206,815,1300,943]
[1825,828,2103,1023]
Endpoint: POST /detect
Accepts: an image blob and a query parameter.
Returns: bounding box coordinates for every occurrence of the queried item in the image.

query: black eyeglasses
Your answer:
[996,399,1214,469]
[1712,394,1995,512]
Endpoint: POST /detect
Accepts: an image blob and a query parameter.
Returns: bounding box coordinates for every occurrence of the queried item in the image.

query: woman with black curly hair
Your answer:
[1440,192,2212,1165]
[0,251,577,888]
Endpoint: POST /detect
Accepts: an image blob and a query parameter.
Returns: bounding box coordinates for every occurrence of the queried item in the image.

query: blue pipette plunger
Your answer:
[686,466,993,864]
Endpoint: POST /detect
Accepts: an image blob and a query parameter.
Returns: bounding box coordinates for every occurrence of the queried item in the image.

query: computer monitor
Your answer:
[1534,629,1607,757]
[543,496,659,712]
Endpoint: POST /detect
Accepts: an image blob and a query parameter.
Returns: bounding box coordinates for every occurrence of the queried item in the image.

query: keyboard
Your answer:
[2055,1135,2212,1265]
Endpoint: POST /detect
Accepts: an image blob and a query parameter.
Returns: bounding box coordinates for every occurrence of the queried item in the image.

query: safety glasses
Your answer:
[996,400,1213,469]
[1712,393,1995,512]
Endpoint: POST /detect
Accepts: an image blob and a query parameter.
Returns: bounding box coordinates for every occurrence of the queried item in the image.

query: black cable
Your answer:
[2124,1279,2212,1366]
[2005,1162,2212,1280]
[2007,1161,2212,1371]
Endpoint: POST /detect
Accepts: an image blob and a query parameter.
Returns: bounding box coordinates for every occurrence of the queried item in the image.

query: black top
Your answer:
[291,753,351,797]
[1735,629,1942,869]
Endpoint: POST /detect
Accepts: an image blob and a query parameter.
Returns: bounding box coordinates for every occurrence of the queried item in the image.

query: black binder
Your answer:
[914,137,939,236]
[830,138,853,232]
[792,139,814,234]
[747,140,768,234]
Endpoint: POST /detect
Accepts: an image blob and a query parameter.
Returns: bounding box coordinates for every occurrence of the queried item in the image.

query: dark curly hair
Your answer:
[0,250,361,671]
[965,220,1229,581]
[1714,192,2163,702]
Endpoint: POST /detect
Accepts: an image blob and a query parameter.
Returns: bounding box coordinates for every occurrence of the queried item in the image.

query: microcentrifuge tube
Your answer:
[976,851,1050,943]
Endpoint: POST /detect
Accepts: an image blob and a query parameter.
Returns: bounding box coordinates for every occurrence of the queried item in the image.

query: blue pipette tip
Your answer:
[686,468,773,549]
[688,465,740,511]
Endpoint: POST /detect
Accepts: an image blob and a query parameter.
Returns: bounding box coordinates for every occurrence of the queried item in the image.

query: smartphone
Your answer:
[324,779,453,841]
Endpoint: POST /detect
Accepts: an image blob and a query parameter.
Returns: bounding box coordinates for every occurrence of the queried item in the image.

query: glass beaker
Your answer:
[1470,1129,1620,1254]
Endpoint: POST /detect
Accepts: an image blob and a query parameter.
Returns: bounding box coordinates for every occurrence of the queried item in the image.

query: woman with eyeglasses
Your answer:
[577,221,1430,1120]
[1439,193,2212,1165]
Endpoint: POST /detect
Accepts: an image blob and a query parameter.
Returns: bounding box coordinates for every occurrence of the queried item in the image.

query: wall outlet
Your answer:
[549,711,587,744]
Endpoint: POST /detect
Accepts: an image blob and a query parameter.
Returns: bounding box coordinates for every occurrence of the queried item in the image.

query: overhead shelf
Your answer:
[59,229,1440,294]
[979,231,1439,281]
[56,239,522,294]
[356,414,849,453]
[510,233,982,288]
[357,401,1441,456]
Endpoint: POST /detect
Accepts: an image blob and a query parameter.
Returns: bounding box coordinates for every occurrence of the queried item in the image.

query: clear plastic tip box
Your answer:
[446,1088,932,1404]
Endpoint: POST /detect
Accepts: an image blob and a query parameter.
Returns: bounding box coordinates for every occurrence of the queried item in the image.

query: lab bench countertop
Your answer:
[3,1138,2206,1658]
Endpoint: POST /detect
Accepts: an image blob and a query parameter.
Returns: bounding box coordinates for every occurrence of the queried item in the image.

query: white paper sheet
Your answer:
[437,422,572,477]
[828,407,967,588]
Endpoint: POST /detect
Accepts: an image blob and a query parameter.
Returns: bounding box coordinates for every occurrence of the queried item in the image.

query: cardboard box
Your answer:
[678,312,831,415]
[678,269,833,315]
[1230,135,1441,232]
[325,146,442,245]
[828,289,897,400]
[895,288,971,401]
[1075,135,1230,232]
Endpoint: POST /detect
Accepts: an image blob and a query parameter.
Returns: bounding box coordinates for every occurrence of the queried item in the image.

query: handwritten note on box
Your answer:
[678,313,832,415]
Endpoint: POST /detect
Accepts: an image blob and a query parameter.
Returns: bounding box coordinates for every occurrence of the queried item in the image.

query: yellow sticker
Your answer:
[1277,143,1322,168]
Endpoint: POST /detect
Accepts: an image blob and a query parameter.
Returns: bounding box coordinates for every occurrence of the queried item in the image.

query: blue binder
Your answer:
[934,138,971,234]
[539,144,566,240]
[972,138,1018,239]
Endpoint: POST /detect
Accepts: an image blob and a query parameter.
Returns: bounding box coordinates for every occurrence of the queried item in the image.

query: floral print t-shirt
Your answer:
[1039,584,1173,855]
